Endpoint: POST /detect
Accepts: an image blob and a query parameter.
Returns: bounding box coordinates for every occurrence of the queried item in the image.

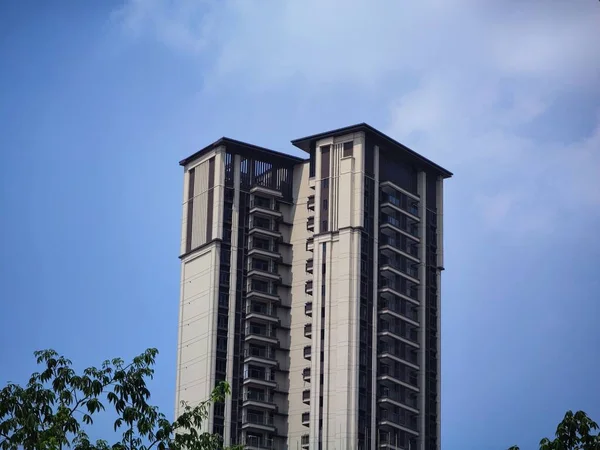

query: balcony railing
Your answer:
[301,434,310,446]
[244,347,276,360]
[379,278,418,301]
[304,323,312,338]
[378,365,419,388]
[243,413,274,426]
[250,218,280,233]
[246,302,277,318]
[243,435,275,449]
[305,302,313,316]
[379,409,419,432]
[303,346,311,360]
[244,390,275,404]
[302,367,310,381]
[378,342,419,365]
[249,261,279,276]
[305,259,313,273]
[250,198,280,212]
[305,280,313,295]
[244,369,275,383]
[306,238,314,252]
[381,193,420,217]
[307,217,315,231]
[379,386,418,409]
[301,412,310,425]
[381,214,419,238]
[380,256,419,279]
[379,322,418,343]
[249,282,278,297]
[379,235,418,257]
[379,299,419,322]
[302,389,310,404]
[250,238,279,254]
[307,196,315,211]
[245,324,277,339]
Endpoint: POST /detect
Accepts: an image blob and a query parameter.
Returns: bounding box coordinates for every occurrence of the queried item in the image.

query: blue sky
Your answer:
[1,1,599,448]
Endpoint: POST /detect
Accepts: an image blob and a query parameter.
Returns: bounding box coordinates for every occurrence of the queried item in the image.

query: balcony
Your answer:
[305,302,313,317]
[301,412,310,427]
[304,323,312,338]
[250,197,282,218]
[380,192,420,219]
[243,435,275,450]
[379,235,419,259]
[307,216,315,232]
[249,216,282,239]
[302,389,310,404]
[301,434,309,449]
[378,322,419,347]
[302,367,310,382]
[378,365,419,391]
[306,238,314,252]
[249,237,281,260]
[379,277,418,302]
[378,386,419,411]
[303,346,311,360]
[244,347,278,367]
[307,195,315,211]
[247,281,280,302]
[242,412,276,432]
[246,302,280,325]
[380,214,419,241]
[243,369,277,388]
[248,260,281,282]
[245,323,279,345]
[379,298,419,324]
[305,280,313,295]
[305,258,313,274]
[379,255,419,282]
[378,343,419,369]
[378,409,419,434]
[243,390,277,411]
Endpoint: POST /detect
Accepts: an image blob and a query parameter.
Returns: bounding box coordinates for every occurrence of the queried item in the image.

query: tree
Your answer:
[509,410,600,450]
[0,348,239,450]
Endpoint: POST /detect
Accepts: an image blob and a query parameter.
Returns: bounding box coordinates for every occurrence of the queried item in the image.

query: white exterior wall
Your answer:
[311,132,365,449]
[175,149,225,427]
[287,161,313,447]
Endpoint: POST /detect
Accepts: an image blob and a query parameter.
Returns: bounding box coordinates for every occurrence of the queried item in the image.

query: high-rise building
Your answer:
[175,123,452,450]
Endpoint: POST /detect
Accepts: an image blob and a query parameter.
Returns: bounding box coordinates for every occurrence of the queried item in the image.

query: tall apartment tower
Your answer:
[175,124,452,450]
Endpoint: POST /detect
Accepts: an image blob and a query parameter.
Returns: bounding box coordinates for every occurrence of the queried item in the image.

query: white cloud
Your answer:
[112,0,600,234]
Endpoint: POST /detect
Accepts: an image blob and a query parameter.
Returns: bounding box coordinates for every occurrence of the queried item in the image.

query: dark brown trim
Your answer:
[179,137,304,166]
[291,122,453,178]
[179,238,222,260]
[185,168,195,253]
[206,157,215,242]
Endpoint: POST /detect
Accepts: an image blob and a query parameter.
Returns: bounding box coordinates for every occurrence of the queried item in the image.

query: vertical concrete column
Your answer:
[417,171,427,450]
[370,145,380,450]
[223,154,241,445]
[436,175,444,450]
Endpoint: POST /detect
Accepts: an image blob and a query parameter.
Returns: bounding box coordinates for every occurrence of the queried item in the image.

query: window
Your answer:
[343,141,354,158]
[215,359,226,373]
[322,199,328,210]
[321,178,329,189]
[321,220,328,232]
[217,314,228,330]
[217,337,227,351]
[252,258,269,271]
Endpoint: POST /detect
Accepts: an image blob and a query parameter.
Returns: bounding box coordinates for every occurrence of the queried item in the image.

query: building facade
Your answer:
[175,124,452,450]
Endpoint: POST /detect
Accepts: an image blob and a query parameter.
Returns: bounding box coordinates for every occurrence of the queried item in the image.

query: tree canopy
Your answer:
[509,410,600,450]
[0,348,235,450]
